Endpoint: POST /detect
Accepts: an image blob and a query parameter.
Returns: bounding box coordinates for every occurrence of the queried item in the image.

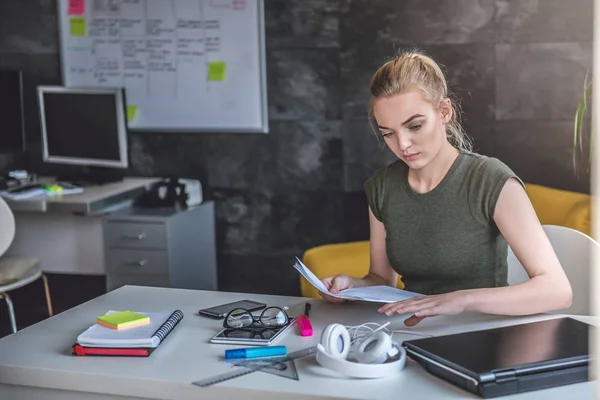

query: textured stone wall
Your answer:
[0,0,592,295]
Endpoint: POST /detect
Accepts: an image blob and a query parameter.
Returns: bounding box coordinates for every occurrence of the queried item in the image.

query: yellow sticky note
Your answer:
[127,105,137,122]
[208,61,226,81]
[70,17,86,36]
[97,310,150,330]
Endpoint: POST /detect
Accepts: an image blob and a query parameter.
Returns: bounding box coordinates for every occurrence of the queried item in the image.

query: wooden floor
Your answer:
[0,274,106,338]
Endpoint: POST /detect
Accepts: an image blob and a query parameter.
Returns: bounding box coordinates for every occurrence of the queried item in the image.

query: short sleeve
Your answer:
[363,167,388,222]
[467,157,525,224]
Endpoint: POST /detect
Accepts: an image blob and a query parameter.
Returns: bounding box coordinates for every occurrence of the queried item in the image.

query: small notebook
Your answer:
[73,344,157,357]
[77,310,184,348]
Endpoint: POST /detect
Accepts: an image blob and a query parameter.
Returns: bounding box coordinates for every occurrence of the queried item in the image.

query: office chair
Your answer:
[0,196,53,333]
[507,224,598,316]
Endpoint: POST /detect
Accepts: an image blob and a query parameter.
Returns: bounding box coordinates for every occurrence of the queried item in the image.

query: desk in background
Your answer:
[3,178,217,292]
[3,177,159,214]
[0,285,595,400]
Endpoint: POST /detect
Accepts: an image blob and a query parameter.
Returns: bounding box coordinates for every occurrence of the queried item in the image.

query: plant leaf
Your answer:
[574,97,583,173]
[583,80,593,170]
[581,72,588,155]
[581,74,592,154]
[588,122,594,173]
[572,71,593,175]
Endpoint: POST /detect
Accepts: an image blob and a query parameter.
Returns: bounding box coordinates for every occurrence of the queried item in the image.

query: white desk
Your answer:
[0,285,595,399]
[3,177,160,214]
[3,178,218,291]
[4,178,160,275]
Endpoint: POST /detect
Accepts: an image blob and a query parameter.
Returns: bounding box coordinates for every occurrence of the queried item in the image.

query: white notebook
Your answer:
[293,257,422,303]
[76,310,184,348]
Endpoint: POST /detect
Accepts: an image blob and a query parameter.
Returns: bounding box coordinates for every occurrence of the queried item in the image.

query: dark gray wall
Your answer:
[0,0,592,296]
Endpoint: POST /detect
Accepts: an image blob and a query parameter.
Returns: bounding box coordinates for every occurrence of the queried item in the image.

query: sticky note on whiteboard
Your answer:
[70,17,86,36]
[68,0,85,15]
[127,105,138,122]
[208,61,226,81]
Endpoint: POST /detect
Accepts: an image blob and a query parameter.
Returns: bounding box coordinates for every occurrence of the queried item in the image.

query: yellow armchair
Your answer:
[299,183,592,298]
[300,241,405,299]
[524,183,591,237]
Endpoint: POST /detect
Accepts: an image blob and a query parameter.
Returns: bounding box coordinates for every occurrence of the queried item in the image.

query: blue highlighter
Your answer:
[225,346,287,360]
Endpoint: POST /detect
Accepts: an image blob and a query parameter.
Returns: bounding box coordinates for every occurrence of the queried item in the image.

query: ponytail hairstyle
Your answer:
[368,49,473,152]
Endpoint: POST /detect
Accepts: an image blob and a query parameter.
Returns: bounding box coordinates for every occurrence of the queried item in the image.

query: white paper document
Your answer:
[293,257,423,303]
[0,188,46,200]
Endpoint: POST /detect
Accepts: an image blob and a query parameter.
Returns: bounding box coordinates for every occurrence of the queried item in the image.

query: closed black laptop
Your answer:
[403,317,590,398]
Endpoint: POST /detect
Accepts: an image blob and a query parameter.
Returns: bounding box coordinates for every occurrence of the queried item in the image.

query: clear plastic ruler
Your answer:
[192,346,317,388]
[224,354,299,381]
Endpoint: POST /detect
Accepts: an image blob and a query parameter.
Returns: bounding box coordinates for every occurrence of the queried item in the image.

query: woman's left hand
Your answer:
[378,291,472,326]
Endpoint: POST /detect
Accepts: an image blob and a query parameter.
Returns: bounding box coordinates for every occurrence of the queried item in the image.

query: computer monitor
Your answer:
[38,86,129,170]
[0,70,26,153]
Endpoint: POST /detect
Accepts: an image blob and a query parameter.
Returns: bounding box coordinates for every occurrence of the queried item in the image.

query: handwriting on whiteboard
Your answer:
[65,0,225,99]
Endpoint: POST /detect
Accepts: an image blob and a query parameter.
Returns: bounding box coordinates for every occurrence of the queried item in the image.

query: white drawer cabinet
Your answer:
[103,202,217,292]
[106,248,170,275]
[104,222,168,250]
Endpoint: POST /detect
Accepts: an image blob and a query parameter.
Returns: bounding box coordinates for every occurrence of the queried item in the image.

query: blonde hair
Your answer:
[368,49,473,152]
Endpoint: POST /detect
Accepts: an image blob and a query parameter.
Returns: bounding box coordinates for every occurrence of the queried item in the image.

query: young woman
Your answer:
[320,50,572,326]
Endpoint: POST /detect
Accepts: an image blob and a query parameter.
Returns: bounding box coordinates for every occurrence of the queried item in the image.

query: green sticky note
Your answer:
[208,61,226,81]
[70,17,86,36]
[97,310,149,330]
[127,105,137,122]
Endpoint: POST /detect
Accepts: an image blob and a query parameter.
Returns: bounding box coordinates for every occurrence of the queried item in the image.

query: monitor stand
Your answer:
[56,167,125,187]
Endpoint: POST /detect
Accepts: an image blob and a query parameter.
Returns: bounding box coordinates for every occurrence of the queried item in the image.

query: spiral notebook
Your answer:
[75,310,184,349]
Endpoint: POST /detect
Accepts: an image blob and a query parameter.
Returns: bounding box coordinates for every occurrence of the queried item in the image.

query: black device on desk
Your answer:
[198,300,266,319]
[134,177,188,208]
[0,176,19,191]
[37,86,129,186]
[210,318,297,346]
[6,183,43,194]
[403,317,590,398]
[135,178,188,208]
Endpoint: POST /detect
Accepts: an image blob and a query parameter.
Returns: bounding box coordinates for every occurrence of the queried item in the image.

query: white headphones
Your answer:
[316,322,406,378]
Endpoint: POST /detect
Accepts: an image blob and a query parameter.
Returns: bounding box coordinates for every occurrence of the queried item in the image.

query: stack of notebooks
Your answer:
[73,310,184,357]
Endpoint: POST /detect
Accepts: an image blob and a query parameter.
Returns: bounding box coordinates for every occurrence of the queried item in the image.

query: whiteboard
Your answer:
[57,0,268,133]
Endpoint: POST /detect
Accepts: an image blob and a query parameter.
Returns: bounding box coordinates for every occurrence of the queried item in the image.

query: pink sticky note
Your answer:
[69,0,85,15]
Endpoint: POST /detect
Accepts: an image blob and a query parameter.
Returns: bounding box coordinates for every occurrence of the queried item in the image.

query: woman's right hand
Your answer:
[319,274,354,303]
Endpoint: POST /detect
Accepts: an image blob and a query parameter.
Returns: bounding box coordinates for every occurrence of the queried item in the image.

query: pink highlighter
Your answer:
[296,303,313,337]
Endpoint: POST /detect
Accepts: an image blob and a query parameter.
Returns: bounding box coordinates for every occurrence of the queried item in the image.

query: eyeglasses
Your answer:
[223,306,289,329]
[220,327,280,340]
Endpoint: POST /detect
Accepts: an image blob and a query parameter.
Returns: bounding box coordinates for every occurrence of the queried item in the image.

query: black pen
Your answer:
[304,302,311,317]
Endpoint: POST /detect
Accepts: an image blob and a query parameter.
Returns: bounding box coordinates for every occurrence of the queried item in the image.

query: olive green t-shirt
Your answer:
[364,151,524,295]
